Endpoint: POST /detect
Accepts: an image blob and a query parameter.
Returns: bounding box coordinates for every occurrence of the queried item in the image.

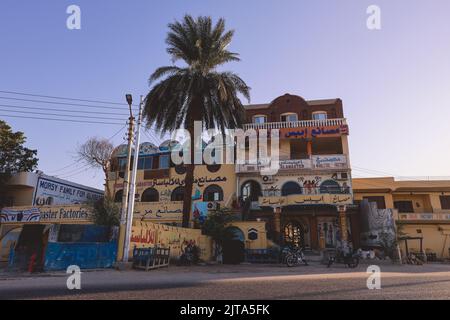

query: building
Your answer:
[353,177,450,259]
[0,172,106,269]
[107,93,356,255]
[236,94,355,250]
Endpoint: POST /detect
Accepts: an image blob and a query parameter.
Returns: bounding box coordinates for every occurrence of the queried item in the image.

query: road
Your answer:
[1,263,450,300]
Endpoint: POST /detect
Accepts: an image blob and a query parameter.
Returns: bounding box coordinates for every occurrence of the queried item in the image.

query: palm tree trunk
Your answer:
[181,117,198,228]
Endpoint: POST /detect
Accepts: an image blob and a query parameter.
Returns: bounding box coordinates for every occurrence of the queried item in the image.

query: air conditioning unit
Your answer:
[207,202,220,210]
[262,175,275,184]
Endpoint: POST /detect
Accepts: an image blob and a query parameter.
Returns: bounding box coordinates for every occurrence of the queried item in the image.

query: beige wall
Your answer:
[399,224,450,259]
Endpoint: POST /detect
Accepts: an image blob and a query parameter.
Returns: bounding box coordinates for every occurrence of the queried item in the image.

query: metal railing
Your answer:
[243,118,347,130]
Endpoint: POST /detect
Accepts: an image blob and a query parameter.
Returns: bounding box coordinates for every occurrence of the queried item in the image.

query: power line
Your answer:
[0,90,139,107]
[0,96,138,111]
[0,108,126,121]
[0,114,124,125]
[0,103,130,116]
[46,125,127,174]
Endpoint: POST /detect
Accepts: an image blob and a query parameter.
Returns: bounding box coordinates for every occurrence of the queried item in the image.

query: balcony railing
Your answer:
[235,154,348,173]
[243,118,347,130]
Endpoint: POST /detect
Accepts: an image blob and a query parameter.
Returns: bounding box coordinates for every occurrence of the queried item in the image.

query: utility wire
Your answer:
[0,90,139,107]
[0,108,126,121]
[0,103,130,116]
[0,96,138,111]
[0,114,124,125]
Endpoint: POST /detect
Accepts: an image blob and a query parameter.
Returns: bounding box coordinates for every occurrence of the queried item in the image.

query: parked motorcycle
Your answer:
[327,248,359,268]
[283,246,308,267]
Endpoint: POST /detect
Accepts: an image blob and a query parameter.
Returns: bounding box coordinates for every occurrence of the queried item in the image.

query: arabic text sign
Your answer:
[34,177,103,206]
[281,125,349,139]
[312,155,347,168]
[134,202,183,220]
[259,194,353,207]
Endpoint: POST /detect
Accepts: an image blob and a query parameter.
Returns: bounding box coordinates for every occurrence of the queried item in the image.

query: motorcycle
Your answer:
[283,246,308,267]
[327,248,359,268]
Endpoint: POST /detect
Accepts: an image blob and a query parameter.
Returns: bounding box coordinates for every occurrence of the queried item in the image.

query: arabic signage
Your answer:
[281,125,349,139]
[114,176,228,190]
[312,155,347,168]
[259,194,353,207]
[134,202,183,220]
[0,206,92,224]
[33,176,103,206]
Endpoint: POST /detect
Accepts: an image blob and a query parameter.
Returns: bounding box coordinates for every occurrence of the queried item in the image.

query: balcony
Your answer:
[243,118,347,130]
[235,155,348,173]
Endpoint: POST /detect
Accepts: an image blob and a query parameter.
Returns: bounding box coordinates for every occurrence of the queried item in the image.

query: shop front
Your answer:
[0,205,117,271]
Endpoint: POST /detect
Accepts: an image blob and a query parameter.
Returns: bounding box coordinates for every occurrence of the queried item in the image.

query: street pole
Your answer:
[116,94,134,262]
[123,95,144,262]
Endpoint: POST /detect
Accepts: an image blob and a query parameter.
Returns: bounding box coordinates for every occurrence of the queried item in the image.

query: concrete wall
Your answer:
[399,224,450,259]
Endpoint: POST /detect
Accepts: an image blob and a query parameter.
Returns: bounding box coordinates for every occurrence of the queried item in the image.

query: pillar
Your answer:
[273,207,282,244]
[306,139,312,157]
[338,205,348,243]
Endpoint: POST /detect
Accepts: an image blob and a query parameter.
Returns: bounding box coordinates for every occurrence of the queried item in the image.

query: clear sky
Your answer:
[1,0,449,189]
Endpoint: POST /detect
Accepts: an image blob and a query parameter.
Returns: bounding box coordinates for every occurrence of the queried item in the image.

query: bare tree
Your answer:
[77,137,114,198]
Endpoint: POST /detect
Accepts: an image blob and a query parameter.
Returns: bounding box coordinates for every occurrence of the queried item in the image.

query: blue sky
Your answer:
[1,0,450,189]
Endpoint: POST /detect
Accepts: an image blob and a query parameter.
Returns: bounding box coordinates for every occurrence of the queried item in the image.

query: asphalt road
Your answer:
[1,263,450,300]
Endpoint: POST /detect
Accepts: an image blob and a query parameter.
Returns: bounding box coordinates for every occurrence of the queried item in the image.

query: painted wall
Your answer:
[399,224,450,259]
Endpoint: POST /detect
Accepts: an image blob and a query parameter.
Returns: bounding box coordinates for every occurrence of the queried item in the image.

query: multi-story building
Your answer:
[235,94,356,250]
[353,177,450,259]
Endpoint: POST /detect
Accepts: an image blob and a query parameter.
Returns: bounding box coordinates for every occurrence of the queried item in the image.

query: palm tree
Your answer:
[143,15,250,228]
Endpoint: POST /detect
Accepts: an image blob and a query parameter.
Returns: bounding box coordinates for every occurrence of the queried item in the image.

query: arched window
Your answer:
[241,180,262,202]
[114,190,123,203]
[281,181,303,196]
[171,186,185,201]
[320,180,341,194]
[141,188,159,202]
[203,184,224,202]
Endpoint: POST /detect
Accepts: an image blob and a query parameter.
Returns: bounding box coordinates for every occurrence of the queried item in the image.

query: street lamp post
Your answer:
[122,95,144,262]
[116,94,135,262]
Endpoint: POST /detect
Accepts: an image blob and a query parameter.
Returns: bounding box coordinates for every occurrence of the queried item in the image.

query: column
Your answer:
[338,205,348,244]
[306,139,312,157]
[273,207,282,244]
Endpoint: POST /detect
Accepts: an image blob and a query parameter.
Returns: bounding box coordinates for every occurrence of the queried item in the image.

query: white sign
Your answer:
[33,177,103,206]
[312,155,347,168]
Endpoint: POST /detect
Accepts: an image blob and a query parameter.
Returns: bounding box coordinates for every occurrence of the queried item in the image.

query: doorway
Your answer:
[283,220,310,249]
[13,224,47,272]
[222,227,245,264]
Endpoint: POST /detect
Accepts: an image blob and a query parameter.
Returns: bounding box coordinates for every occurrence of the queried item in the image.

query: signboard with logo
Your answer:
[259,194,353,207]
[33,176,103,206]
[280,125,349,139]
[0,206,92,224]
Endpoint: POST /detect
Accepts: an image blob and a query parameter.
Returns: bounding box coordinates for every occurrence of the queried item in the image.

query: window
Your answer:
[114,190,123,203]
[440,196,450,210]
[253,115,267,124]
[159,154,170,169]
[281,182,303,196]
[281,113,298,122]
[206,164,221,173]
[171,186,185,201]
[203,185,224,201]
[141,188,159,202]
[137,156,153,170]
[363,196,386,209]
[312,111,327,120]
[118,157,127,171]
[394,201,414,213]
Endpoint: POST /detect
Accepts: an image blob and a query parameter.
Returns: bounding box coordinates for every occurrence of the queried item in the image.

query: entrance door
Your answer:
[13,224,46,271]
[222,227,245,264]
[283,221,310,249]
